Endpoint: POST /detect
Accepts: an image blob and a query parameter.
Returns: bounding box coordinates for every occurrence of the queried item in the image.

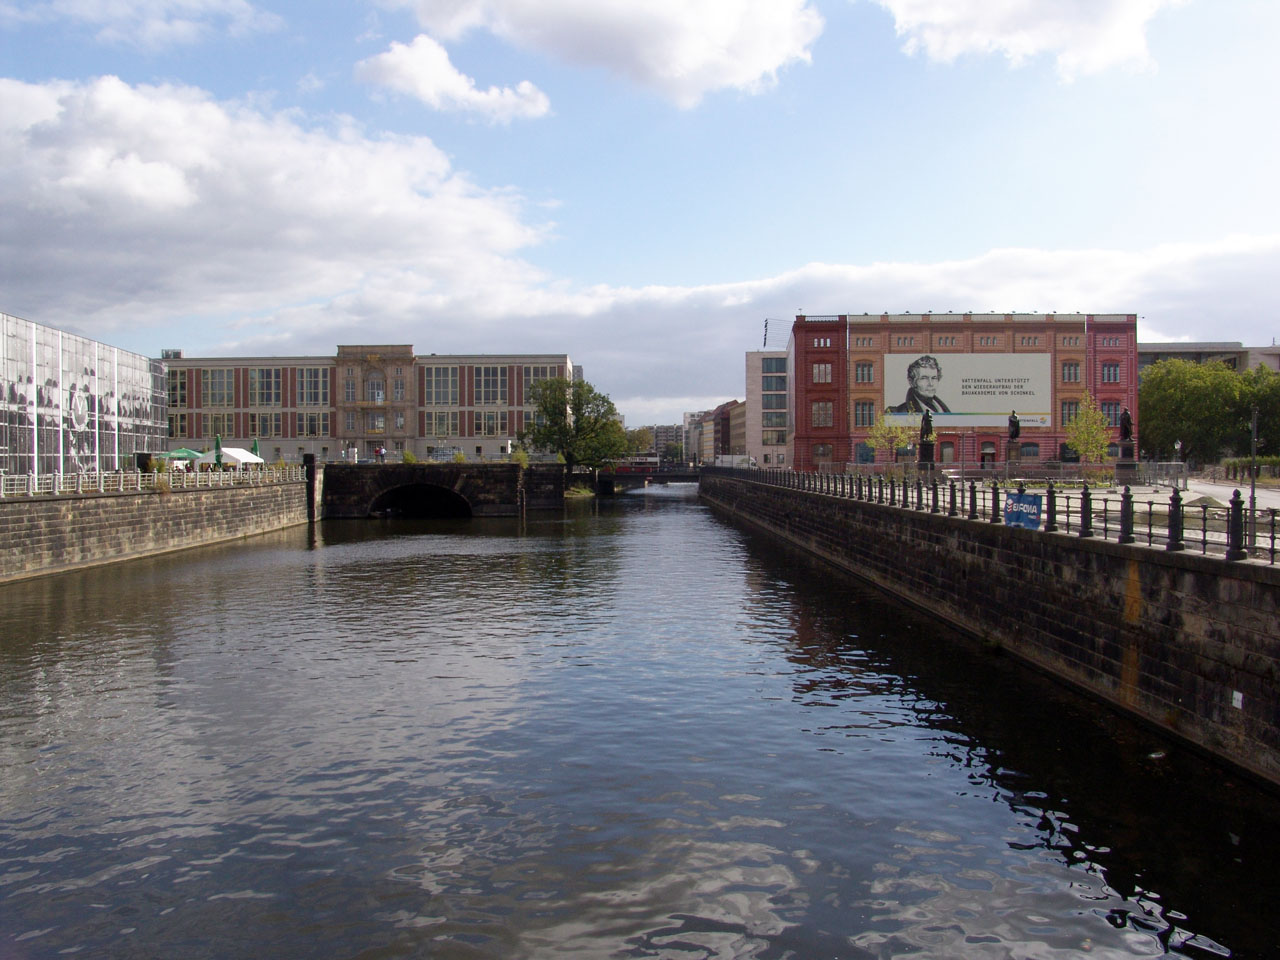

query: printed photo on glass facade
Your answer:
[1,312,166,476]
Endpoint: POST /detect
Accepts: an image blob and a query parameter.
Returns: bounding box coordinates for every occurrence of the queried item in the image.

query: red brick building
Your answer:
[788,313,1138,471]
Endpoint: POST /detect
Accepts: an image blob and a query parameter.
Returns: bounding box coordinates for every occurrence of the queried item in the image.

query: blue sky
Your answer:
[2,0,1277,424]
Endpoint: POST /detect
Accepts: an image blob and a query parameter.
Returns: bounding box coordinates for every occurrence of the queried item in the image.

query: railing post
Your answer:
[968,480,977,520]
[1119,486,1136,544]
[1044,481,1058,533]
[989,481,1002,523]
[1226,489,1248,561]
[888,476,896,505]
[1079,483,1094,538]
[930,477,940,514]
[877,476,884,504]
[948,480,957,517]
[915,477,923,510]
[1166,487,1185,551]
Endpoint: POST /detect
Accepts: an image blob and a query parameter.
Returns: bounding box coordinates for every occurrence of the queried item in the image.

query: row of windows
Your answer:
[833,399,1130,430]
[762,357,787,373]
[787,359,1121,388]
[168,412,332,439]
[169,368,331,408]
[171,365,557,409]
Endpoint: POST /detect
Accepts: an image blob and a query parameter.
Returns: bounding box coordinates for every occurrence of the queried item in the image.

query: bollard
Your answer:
[1119,485,1135,544]
[968,480,977,520]
[1226,489,1248,561]
[1079,483,1094,538]
[1166,487,1185,551]
[1045,481,1058,533]
[990,481,1001,523]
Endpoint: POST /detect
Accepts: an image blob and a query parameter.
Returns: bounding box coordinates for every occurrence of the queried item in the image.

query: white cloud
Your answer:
[378,0,825,107]
[3,78,1276,426]
[0,75,547,339]
[872,0,1185,79]
[2,0,282,48]
[356,34,550,122]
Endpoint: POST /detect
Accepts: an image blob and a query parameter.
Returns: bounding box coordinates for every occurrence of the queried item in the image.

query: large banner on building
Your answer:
[882,353,1051,428]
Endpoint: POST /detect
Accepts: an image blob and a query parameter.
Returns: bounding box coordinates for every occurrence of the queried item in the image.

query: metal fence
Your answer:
[0,466,307,498]
[831,460,1189,490]
[703,466,1278,565]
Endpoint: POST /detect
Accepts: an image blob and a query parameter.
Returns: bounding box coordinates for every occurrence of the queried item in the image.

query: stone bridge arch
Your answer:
[320,463,564,518]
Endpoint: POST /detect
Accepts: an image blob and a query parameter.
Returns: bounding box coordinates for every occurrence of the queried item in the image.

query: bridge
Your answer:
[320,463,565,518]
[597,469,700,494]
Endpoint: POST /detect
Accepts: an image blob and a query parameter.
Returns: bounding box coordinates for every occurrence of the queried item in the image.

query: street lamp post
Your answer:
[1250,406,1259,552]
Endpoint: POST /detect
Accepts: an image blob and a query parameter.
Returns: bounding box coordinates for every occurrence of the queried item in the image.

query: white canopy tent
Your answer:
[195,447,266,468]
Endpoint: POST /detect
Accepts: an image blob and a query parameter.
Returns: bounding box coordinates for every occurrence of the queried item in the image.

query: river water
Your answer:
[1,485,1277,959]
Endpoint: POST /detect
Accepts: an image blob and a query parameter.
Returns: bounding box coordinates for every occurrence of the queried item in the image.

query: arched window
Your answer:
[813,443,833,463]
[939,441,955,463]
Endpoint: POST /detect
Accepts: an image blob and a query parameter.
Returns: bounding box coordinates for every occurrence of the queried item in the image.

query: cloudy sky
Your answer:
[2,0,1277,424]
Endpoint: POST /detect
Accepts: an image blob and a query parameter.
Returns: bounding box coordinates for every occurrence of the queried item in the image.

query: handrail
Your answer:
[0,465,307,499]
[700,466,1278,565]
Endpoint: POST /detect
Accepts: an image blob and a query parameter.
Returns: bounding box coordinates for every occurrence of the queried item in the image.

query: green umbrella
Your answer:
[215,434,223,469]
[251,437,260,458]
[168,447,202,460]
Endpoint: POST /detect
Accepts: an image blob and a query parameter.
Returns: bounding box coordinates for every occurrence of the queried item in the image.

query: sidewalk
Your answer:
[1186,478,1280,512]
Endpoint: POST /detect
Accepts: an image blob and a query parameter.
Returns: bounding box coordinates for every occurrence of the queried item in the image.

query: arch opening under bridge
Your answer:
[368,482,472,518]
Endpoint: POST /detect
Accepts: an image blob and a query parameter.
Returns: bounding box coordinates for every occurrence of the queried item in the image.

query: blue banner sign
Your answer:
[1004,492,1043,529]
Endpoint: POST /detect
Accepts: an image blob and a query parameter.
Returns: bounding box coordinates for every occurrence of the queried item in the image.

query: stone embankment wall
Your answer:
[700,473,1280,787]
[0,482,311,584]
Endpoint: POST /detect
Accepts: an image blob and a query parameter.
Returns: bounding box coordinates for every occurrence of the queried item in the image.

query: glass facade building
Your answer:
[1,312,166,476]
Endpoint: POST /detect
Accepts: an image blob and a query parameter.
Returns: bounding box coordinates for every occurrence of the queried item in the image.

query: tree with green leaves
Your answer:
[1234,364,1280,458]
[1064,391,1111,463]
[625,427,654,456]
[522,377,629,472]
[1137,359,1245,461]
[864,412,918,462]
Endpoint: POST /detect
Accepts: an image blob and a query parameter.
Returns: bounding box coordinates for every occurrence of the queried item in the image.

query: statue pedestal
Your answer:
[1121,442,1135,460]
[918,441,935,465]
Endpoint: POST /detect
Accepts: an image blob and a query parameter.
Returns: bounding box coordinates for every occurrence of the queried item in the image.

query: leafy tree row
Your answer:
[1137,360,1280,463]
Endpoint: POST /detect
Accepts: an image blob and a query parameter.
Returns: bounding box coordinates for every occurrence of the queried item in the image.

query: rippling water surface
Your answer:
[2,485,1278,959]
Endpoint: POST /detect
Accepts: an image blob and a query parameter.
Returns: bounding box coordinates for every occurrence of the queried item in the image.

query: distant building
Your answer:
[651,423,682,455]
[1137,341,1280,373]
[1,312,166,476]
[745,350,788,466]
[683,410,709,465]
[163,345,574,462]
[789,312,1139,471]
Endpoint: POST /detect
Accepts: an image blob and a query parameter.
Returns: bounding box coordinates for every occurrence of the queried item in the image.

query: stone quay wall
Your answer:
[0,481,312,584]
[700,472,1280,787]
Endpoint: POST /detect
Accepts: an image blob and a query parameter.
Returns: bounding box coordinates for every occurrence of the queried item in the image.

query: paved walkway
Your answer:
[1186,478,1280,512]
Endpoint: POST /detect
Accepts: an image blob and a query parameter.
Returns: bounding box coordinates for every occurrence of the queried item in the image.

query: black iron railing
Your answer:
[701,467,1279,565]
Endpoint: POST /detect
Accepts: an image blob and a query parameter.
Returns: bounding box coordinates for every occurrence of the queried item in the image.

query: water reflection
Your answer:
[0,485,1275,959]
